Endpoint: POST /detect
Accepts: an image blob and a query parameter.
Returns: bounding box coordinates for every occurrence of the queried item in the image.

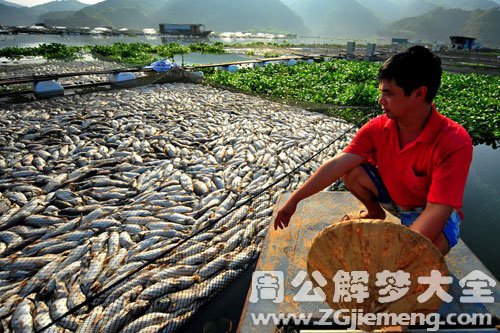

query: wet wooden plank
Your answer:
[185,55,318,69]
[442,241,500,317]
[0,68,149,85]
[238,191,499,332]
[238,191,366,332]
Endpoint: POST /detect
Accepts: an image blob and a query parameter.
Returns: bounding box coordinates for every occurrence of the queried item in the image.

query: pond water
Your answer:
[0,33,393,49]
[462,144,500,279]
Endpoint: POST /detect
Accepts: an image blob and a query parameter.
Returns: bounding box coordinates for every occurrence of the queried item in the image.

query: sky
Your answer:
[6,0,104,6]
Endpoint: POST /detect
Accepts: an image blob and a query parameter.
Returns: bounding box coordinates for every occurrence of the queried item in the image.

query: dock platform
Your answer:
[238,192,499,332]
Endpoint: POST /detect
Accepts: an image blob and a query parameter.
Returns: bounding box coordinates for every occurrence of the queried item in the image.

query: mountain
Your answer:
[0,0,23,7]
[356,0,406,21]
[389,0,499,9]
[291,0,499,28]
[462,8,500,45]
[43,0,170,29]
[288,0,498,27]
[403,0,440,17]
[290,0,384,37]
[155,0,308,34]
[430,0,498,10]
[0,0,87,26]
[45,0,308,33]
[277,0,301,7]
[39,10,79,23]
[401,0,499,18]
[384,7,500,47]
[31,0,88,15]
[0,4,38,25]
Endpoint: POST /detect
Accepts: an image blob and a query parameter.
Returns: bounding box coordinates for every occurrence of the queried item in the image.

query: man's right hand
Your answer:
[274,198,298,230]
[272,153,365,231]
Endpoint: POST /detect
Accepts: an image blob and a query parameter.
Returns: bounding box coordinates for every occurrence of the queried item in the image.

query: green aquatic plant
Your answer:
[90,42,157,65]
[0,46,36,59]
[89,42,225,65]
[436,72,500,147]
[263,52,280,58]
[37,43,82,60]
[0,43,82,60]
[188,42,225,54]
[156,43,190,59]
[204,60,500,146]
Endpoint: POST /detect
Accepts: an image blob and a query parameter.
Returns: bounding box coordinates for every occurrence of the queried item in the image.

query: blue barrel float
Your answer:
[109,72,136,88]
[227,65,239,73]
[33,80,64,99]
[193,71,204,78]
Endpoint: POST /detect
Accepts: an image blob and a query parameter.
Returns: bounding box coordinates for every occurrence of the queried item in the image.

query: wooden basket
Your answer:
[307,219,449,331]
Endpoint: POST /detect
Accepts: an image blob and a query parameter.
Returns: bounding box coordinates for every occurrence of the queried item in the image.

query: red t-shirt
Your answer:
[343,105,473,219]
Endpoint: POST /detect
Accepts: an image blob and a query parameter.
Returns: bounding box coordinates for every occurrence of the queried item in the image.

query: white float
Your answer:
[33,80,64,99]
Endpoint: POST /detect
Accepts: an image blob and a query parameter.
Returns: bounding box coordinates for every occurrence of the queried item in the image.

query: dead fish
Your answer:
[10,295,35,333]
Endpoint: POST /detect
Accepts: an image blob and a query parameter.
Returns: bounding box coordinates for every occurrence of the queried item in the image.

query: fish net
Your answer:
[0,81,369,332]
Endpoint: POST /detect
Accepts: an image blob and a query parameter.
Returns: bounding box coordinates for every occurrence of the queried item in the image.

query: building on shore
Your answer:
[449,36,477,50]
[159,24,211,37]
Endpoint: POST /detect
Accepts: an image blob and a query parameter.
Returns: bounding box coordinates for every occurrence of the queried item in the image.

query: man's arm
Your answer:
[274,152,366,230]
[409,202,454,242]
[413,138,472,250]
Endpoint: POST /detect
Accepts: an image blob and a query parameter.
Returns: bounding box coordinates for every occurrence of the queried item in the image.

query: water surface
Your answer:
[462,144,500,279]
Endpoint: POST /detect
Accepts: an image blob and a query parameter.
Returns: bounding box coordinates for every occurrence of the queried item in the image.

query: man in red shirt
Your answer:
[274,46,473,255]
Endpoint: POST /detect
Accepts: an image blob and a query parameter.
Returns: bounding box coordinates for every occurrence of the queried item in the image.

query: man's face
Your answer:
[378,79,416,120]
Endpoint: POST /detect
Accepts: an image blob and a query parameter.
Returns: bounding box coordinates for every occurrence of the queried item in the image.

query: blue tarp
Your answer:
[144,59,179,72]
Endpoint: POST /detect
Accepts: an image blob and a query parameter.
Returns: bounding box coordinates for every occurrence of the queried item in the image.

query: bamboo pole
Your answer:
[184,55,319,69]
[0,55,321,87]
[0,67,149,85]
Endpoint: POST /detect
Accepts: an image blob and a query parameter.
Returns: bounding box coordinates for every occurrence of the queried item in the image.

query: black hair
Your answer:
[378,45,442,103]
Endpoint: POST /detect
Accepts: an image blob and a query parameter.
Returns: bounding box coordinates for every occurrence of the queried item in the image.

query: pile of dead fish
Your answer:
[0,81,354,332]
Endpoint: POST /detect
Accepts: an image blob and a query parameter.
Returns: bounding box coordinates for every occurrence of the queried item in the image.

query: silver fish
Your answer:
[121,312,171,333]
[10,296,35,333]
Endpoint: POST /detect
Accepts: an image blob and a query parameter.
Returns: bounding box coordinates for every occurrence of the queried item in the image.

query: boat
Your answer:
[158,23,211,37]
[238,191,500,332]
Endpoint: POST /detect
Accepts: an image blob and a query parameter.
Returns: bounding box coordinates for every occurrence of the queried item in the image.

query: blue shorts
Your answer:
[360,164,461,248]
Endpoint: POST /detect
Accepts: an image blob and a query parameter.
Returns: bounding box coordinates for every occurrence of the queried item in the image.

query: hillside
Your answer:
[462,8,500,46]
[356,0,405,21]
[0,0,22,7]
[155,0,308,34]
[41,0,308,33]
[287,0,499,28]
[385,7,500,47]
[43,0,168,29]
[31,0,88,15]
[403,1,440,17]
[0,4,38,25]
[431,0,498,10]
[291,0,384,37]
[39,10,80,23]
[0,0,87,26]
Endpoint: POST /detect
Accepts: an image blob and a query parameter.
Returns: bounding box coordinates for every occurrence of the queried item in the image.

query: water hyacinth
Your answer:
[204,60,499,146]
